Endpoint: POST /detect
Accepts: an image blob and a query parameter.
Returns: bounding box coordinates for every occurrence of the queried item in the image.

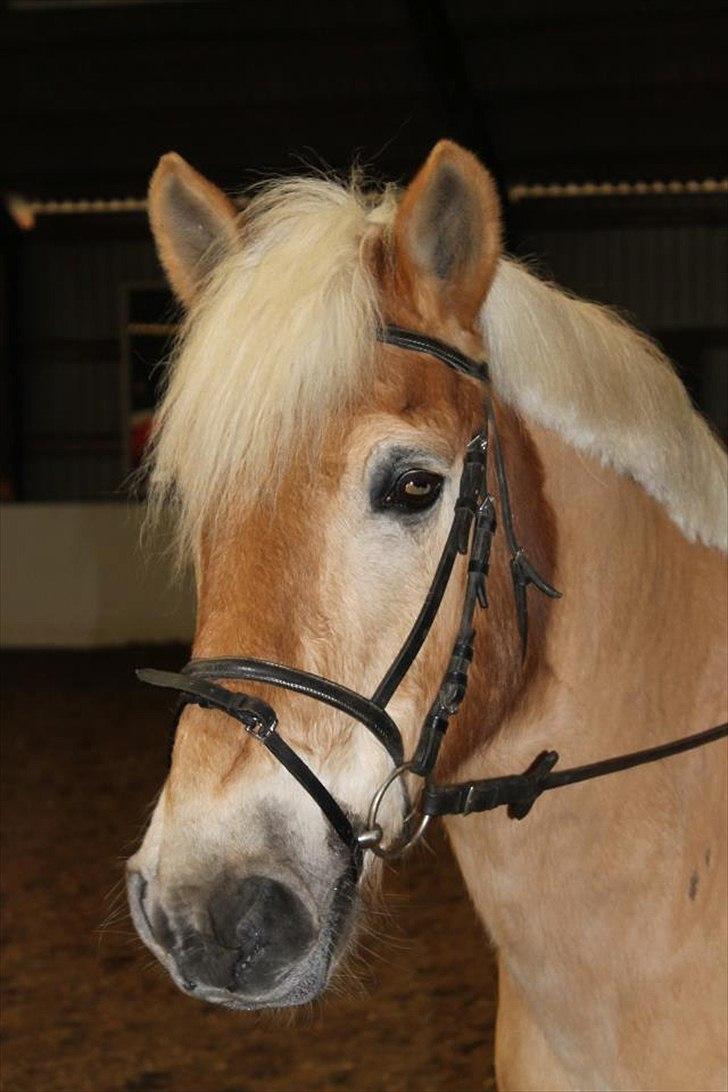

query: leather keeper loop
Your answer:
[411,718,447,775]
[452,638,474,659]
[468,557,490,575]
[444,667,469,692]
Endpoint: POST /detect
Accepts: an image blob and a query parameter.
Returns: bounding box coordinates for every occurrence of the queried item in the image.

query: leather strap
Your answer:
[136,668,362,862]
[378,325,489,383]
[409,430,493,776]
[183,659,404,768]
[488,401,561,655]
[423,723,728,820]
[371,430,489,710]
[370,518,462,709]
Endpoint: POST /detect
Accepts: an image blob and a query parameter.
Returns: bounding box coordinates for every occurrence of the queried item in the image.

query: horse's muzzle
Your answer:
[127,869,327,1006]
[126,866,358,1009]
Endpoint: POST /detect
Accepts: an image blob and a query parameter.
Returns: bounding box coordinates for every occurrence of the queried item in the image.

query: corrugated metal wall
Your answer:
[11,204,727,501]
[517,223,727,331]
[15,233,166,499]
[516,217,728,434]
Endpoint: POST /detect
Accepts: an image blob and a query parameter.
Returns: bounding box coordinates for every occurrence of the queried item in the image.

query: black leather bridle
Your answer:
[137,324,728,874]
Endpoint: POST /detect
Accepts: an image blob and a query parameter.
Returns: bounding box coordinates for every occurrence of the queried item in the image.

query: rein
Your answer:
[137,325,728,872]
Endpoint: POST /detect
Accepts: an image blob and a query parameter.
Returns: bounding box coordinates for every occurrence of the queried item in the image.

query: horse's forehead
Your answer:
[203,346,479,550]
[194,298,483,605]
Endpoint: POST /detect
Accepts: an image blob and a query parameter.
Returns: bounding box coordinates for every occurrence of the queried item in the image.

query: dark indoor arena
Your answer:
[2,4,727,1091]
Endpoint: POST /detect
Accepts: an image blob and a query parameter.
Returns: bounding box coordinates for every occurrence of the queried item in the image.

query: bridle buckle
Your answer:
[229,694,277,740]
[461,784,477,816]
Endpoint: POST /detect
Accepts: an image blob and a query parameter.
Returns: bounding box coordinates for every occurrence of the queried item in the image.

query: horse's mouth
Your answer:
[127,864,358,1010]
[170,944,336,1011]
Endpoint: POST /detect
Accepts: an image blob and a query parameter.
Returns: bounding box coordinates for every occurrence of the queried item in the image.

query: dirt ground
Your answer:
[1,647,497,1092]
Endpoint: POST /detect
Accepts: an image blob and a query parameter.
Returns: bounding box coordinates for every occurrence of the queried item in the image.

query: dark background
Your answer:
[2,0,727,502]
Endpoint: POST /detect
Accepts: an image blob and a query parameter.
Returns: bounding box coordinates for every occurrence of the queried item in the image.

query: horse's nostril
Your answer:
[157,875,315,996]
[232,934,265,986]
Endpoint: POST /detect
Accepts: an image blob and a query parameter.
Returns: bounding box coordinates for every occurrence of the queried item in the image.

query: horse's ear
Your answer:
[148,152,240,305]
[393,140,502,329]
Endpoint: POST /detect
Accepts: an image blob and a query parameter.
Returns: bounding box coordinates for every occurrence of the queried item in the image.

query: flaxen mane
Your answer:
[146,175,727,559]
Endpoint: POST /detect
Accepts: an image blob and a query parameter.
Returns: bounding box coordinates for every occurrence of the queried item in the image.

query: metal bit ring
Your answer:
[358,761,431,859]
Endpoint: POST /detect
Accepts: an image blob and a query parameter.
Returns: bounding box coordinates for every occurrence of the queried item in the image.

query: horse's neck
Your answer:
[446,418,726,1005]
[527,420,726,755]
[485,418,726,768]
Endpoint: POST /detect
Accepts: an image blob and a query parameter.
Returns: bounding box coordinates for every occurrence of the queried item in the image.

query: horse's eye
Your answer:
[382,469,444,512]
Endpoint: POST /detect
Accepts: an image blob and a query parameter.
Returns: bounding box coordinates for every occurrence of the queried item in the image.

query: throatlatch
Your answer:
[137,325,727,871]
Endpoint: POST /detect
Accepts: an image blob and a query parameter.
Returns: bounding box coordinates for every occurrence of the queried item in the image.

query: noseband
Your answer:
[138,325,727,875]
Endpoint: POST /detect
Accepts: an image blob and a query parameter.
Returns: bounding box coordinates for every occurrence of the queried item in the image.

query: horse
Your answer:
[127,140,727,1091]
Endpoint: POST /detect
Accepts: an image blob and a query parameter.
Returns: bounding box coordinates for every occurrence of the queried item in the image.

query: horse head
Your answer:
[127,141,555,1008]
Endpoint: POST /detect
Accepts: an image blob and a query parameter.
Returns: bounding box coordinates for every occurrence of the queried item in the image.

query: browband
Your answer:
[377,324,489,383]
